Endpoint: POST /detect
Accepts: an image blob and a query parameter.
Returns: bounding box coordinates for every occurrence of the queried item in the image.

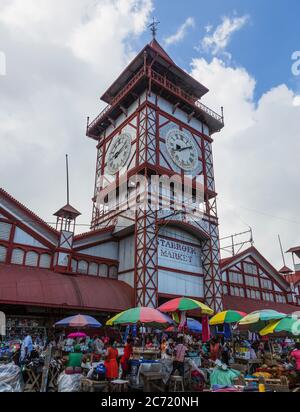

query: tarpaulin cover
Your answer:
[57,372,83,393]
[0,363,24,392]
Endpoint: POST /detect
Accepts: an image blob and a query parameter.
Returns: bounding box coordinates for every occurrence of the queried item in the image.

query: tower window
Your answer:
[99,264,108,278]
[40,254,51,269]
[109,266,118,279]
[78,260,88,275]
[89,263,99,276]
[11,249,25,265]
[25,251,39,267]
[0,246,7,262]
[0,222,11,241]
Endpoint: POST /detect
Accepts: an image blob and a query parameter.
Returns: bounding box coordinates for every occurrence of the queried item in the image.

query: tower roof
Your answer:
[148,38,174,64]
[54,204,81,220]
[100,39,209,105]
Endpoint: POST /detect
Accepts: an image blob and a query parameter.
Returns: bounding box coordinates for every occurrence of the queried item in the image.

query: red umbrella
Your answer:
[67,332,87,339]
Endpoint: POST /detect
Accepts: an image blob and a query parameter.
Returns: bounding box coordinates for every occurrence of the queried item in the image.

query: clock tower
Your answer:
[87,37,224,311]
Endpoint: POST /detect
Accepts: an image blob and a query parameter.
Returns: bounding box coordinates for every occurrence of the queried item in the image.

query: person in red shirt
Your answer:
[120,338,133,379]
[210,337,221,362]
[290,342,300,382]
[104,339,119,380]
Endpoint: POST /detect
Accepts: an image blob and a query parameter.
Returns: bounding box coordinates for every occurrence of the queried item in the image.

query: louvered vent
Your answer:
[0,222,11,241]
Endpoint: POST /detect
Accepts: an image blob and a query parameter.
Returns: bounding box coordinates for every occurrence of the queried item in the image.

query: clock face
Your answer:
[107,133,132,175]
[166,129,199,171]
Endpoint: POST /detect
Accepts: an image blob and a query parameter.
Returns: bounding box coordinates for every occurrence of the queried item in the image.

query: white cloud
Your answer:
[0,0,153,229]
[164,17,195,46]
[191,58,300,268]
[201,15,249,55]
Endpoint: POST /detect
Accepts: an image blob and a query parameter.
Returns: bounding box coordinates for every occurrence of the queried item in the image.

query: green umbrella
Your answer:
[260,316,300,336]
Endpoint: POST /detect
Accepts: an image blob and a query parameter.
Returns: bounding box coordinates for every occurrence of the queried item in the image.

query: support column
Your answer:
[134,206,158,308]
[202,222,223,313]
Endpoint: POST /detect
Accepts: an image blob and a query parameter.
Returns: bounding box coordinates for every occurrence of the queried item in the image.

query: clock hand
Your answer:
[114,143,127,159]
[174,146,193,153]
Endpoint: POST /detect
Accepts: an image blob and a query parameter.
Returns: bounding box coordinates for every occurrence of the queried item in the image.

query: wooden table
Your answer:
[140,371,164,392]
[81,378,109,393]
[24,368,42,392]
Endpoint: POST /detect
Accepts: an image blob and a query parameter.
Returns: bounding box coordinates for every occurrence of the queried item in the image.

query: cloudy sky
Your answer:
[1,0,300,269]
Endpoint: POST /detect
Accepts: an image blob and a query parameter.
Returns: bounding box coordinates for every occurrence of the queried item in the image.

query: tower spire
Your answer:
[148,17,160,39]
[66,154,70,205]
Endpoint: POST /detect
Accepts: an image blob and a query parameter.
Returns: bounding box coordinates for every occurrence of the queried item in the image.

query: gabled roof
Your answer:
[0,188,59,245]
[220,246,291,291]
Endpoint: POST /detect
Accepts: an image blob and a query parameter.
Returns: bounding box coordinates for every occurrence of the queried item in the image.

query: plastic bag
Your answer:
[0,362,24,392]
[57,372,83,392]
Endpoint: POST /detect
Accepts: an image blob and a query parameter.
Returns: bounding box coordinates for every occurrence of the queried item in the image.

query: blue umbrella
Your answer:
[187,318,202,333]
[54,314,102,328]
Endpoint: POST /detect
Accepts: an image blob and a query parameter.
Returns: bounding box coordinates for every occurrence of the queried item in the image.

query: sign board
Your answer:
[158,237,203,274]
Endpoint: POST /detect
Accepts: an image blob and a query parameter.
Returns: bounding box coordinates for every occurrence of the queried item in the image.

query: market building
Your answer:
[0,39,299,337]
[220,246,300,314]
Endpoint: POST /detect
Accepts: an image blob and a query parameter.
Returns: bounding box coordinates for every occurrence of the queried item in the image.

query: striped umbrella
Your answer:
[158,297,214,315]
[238,310,286,326]
[260,316,300,336]
[106,307,174,328]
[55,314,102,328]
[210,310,247,326]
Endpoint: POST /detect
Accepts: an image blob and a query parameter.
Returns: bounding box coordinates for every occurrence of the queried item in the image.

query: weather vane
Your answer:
[148,17,160,39]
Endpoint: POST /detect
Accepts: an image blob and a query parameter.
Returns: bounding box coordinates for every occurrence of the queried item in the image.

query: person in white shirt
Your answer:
[20,334,33,362]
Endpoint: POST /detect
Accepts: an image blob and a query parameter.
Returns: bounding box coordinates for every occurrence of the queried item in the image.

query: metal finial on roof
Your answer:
[148,17,160,39]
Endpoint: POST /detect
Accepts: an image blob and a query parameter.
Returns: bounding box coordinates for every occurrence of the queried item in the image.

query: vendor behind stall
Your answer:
[20,333,33,363]
[63,344,86,374]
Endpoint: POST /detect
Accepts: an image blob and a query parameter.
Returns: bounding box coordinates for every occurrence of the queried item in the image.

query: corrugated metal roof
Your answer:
[0,264,133,313]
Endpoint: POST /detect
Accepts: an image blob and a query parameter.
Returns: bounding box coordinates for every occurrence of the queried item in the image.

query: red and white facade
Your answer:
[1,39,298,321]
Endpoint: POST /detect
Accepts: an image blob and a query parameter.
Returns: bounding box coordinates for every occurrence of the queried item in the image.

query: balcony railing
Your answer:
[87,66,224,136]
[150,69,223,124]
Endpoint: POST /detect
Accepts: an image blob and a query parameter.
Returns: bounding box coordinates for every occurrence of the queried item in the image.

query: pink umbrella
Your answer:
[67,332,87,339]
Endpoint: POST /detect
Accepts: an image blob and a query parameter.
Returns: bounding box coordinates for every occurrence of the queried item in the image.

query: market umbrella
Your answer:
[187,318,203,333]
[106,307,174,328]
[238,310,286,326]
[166,318,203,333]
[158,297,214,315]
[54,314,102,328]
[259,316,300,336]
[210,310,247,326]
[67,332,88,339]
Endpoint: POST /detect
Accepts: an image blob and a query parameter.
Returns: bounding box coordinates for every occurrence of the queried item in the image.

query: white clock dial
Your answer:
[107,133,132,175]
[166,129,199,171]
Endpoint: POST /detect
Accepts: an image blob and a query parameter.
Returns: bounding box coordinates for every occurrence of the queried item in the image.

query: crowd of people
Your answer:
[1,330,300,391]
